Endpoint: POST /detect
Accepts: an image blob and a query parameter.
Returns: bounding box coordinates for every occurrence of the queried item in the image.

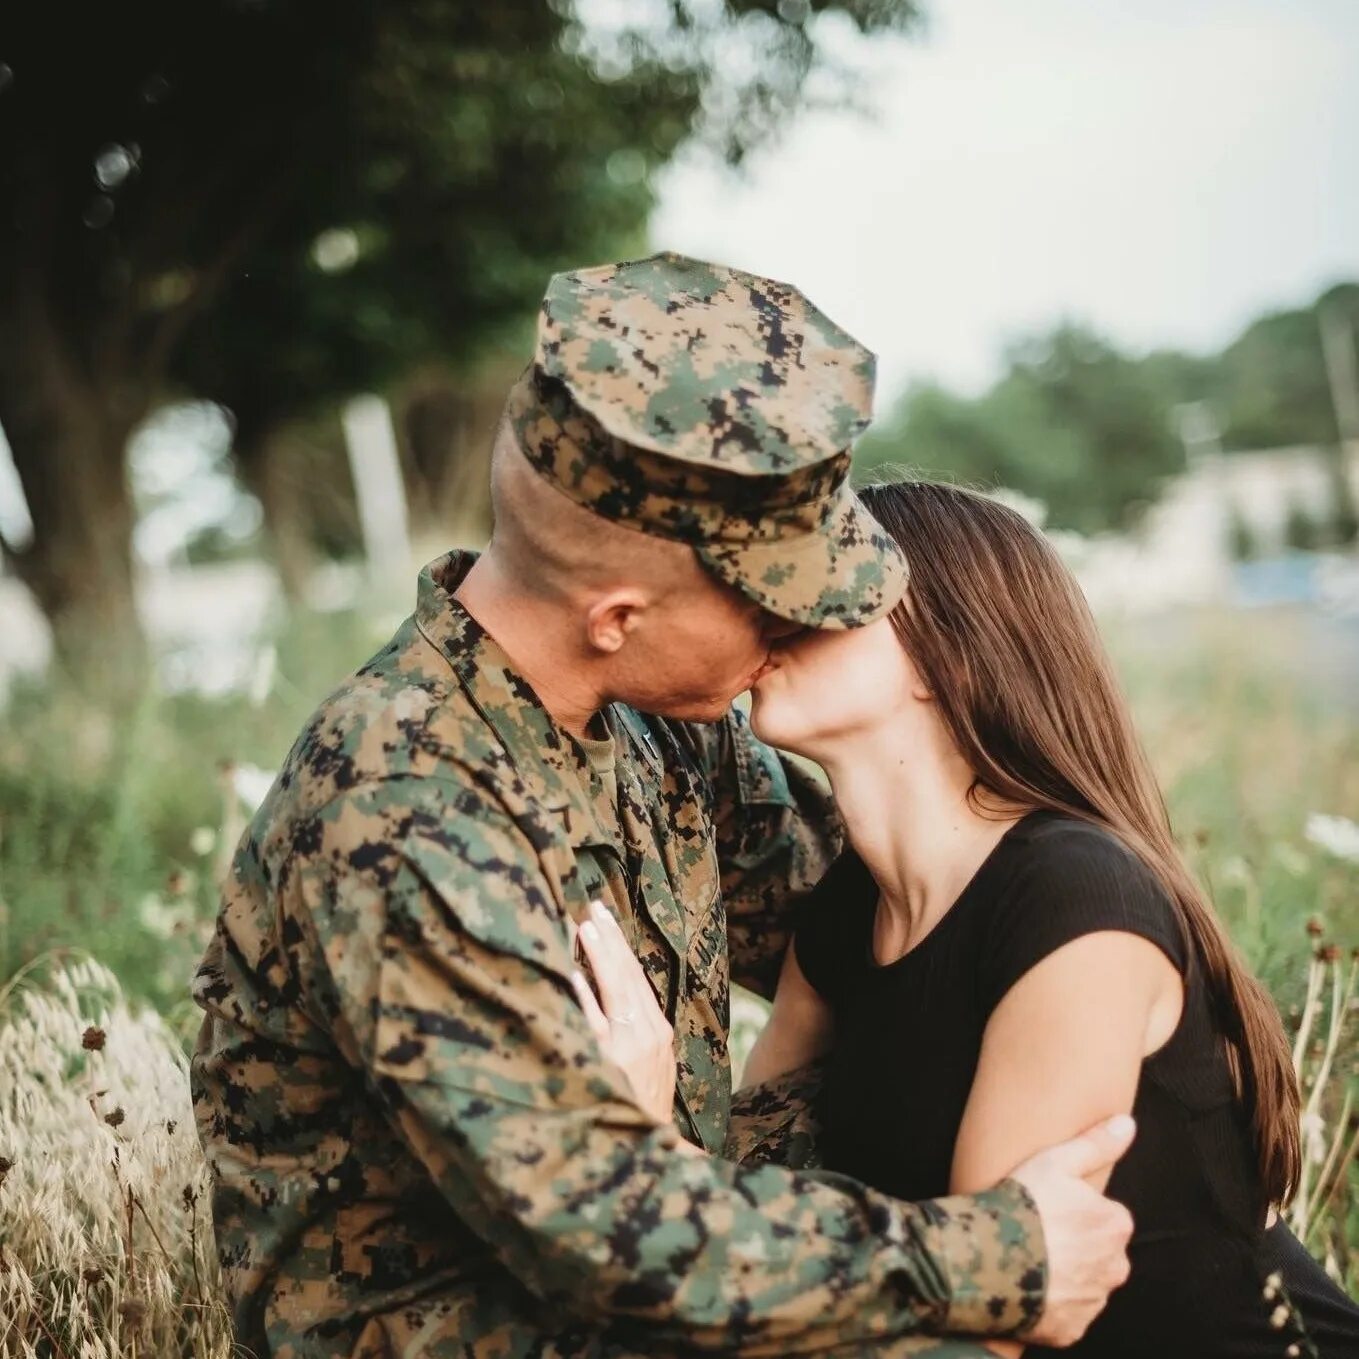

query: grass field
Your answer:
[0,598,1355,1354]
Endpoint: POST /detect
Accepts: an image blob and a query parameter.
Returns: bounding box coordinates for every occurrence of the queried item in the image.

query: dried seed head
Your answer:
[0,1154,11,1187]
[1317,944,1341,963]
[118,1295,148,1326]
[104,1107,126,1128]
[1305,917,1325,938]
[166,1119,177,1135]
[82,1266,104,1285]
[82,1025,107,1051]
[182,1184,196,1210]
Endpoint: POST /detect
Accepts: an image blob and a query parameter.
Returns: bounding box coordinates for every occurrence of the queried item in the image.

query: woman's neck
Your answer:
[818,722,1024,961]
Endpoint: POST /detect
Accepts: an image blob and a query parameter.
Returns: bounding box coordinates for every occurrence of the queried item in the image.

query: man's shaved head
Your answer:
[459,411,795,728]
[487,415,698,603]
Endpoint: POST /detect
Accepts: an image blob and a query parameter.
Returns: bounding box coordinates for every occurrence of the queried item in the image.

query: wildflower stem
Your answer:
[26,1301,76,1359]
[1308,1119,1359,1246]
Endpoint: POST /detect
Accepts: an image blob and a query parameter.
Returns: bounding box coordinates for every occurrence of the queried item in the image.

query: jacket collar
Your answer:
[415,551,625,858]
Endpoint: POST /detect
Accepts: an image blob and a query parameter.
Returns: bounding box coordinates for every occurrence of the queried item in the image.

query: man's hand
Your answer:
[1010,1114,1136,1348]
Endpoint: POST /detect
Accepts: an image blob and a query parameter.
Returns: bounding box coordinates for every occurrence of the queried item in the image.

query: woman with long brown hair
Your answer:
[741,478,1359,1357]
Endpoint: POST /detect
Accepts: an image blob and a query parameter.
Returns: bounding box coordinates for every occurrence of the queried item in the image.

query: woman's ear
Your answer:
[584,589,647,654]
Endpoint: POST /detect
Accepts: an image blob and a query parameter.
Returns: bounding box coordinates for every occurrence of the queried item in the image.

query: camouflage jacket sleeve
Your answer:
[676,705,842,998]
[296,778,1046,1354]
[726,1061,825,1171]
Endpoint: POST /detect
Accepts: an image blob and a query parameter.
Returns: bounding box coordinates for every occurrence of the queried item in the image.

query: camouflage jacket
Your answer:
[191,551,1046,1359]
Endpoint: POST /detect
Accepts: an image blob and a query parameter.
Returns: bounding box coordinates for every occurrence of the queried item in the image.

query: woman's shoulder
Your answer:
[978,811,1190,1003]
[1005,811,1174,902]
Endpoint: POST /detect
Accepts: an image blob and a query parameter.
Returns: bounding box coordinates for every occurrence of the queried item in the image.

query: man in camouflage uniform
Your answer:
[193,254,1132,1358]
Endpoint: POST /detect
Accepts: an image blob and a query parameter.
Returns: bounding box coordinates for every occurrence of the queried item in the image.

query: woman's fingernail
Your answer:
[589,898,608,921]
[579,920,600,944]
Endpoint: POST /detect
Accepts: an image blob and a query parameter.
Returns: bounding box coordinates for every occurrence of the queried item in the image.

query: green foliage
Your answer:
[1284,498,1322,553]
[1215,283,1359,450]
[857,324,1183,533]
[0,0,924,654]
[858,281,1359,534]
[2,0,924,445]
[1140,283,1359,454]
[0,607,389,1014]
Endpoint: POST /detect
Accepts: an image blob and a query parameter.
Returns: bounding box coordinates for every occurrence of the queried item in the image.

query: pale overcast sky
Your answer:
[652,0,1359,406]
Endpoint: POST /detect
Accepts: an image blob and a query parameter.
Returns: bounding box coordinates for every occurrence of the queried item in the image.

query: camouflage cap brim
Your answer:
[695,485,909,630]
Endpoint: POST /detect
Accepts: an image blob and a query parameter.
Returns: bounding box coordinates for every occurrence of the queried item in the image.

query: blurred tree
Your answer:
[0,0,922,666]
[860,283,1359,539]
[1225,501,1259,562]
[858,324,1182,533]
[1214,283,1359,451]
[1282,497,1321,554]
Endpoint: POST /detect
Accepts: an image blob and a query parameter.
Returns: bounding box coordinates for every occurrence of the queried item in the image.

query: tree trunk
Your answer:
[232,424,320,605]
[398,371,503,559]
[0,341,145,687]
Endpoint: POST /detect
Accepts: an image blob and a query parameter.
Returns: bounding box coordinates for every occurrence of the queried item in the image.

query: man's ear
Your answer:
[584,589,648,654]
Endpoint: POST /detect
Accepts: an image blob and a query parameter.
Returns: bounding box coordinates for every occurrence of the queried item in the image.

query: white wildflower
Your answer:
[1270,842,1309,877]
[247,643,278,707]
[1304,813,1359,865]
[1216,855,1254,888]
[232,762,276,814]
[137,893,183,941]
[1300,1108,1329,1164]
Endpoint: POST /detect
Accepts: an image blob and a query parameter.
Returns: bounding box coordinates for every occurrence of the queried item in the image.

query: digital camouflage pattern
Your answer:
[192,552,1047,1359]
[725,1059,825,1171]
[507,252,910,629]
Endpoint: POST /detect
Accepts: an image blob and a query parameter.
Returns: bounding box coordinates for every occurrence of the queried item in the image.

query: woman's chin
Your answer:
[749,682,804,752]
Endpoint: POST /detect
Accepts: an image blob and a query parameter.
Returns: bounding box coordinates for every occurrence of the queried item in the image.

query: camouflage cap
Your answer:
[507,252,908,629]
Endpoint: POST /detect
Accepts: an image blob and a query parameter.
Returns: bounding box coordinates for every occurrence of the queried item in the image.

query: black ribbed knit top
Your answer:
[794,810,1359,1358]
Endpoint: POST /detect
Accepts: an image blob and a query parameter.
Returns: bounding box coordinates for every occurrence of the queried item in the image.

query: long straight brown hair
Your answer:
[858,478,1300,1207]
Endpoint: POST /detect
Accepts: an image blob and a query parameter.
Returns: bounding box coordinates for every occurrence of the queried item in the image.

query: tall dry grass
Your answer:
[1286,941,1359,1286]
[0,956,230,1359]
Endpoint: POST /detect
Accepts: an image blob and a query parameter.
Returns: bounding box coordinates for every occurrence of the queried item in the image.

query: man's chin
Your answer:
[632,691,740,725]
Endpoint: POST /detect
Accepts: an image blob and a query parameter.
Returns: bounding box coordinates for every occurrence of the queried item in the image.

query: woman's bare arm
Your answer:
[739,940,834,1088]
[953,930,1180,1358]
[951,930,1182,1196]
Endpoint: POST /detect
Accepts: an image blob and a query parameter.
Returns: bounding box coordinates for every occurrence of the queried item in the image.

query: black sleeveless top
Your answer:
[794,812,1359,1358]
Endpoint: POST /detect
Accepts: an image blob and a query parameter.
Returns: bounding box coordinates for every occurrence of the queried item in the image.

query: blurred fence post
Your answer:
[341,395,411,590]
[1320,306,1359,444]
[1318,310,1359,544]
